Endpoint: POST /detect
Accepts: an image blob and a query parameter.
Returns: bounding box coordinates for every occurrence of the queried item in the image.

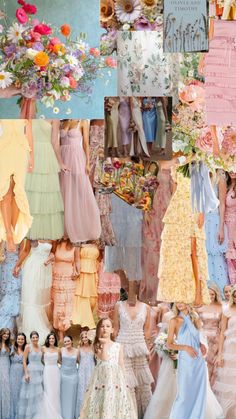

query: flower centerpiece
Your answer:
[0,0,116,117]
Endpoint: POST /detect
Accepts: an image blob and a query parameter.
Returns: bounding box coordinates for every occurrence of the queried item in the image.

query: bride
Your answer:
[144,307,225,419]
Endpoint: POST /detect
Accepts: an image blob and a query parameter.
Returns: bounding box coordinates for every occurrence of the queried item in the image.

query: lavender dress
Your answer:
[60,124,101,243]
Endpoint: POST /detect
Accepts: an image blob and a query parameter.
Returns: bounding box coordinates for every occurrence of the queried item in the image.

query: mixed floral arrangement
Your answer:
[97,158,158,210]
[100,0,163,31]
[0,0,116,109]
[155,331,178,369]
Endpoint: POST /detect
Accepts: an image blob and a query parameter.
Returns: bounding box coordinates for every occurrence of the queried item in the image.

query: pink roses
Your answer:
[195,127,213,153]
[16,2,37,24]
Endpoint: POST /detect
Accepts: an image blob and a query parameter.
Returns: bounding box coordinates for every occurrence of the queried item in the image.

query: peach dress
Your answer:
[51,244,76,332]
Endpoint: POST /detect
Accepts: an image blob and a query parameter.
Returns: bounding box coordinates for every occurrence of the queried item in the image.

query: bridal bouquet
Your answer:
[155,332,178,369]
[0,0,116,114]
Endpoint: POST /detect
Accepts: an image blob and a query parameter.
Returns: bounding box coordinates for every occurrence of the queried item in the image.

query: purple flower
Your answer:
[32,42,44,51]
[21,80,38,98]
[63,64,70,73]
[4,45,17,57]
[133,16,156,31]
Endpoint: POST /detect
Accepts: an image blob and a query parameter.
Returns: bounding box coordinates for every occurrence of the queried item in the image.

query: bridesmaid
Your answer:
[141,97,157,155]
[118,97,132,156]
[39,332,62,419]
[60,335,79,419]
[10,333,26,419]
[76,329,95,417]
[197,283,222,386]
[0,328,11,419]
[18,331,44,419]
[167,303,207,419]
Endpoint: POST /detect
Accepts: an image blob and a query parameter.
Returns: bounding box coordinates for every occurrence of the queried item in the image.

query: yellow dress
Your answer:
[157,170,210,305]
[0,120,32,243]
[72,245,99,329]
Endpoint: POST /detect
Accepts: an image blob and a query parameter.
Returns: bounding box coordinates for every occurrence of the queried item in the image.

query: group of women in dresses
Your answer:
[104,96,169,158]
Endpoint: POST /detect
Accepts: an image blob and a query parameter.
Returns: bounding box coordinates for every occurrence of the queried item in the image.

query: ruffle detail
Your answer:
[25,173,62,193]
[32,142,60,174]
[26,212,64,240]
[26,191,64,214]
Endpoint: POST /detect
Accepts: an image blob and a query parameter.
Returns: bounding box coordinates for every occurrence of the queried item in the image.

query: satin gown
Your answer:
[169,313,207,419]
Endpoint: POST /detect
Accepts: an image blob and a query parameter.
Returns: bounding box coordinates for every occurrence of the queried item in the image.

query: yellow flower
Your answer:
[34,51,50,67]
[100,0,114,23]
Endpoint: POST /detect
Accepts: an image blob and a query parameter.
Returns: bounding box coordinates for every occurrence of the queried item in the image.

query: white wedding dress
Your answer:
[20,242,52,344]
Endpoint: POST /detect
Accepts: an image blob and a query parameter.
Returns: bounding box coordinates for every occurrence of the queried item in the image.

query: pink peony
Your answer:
[195,127,213,153]
[89,48,100,57]
[221,128,236,155]
[16,7,28,24]
[50,37,61,46]
[105,56,117,68]
[34,23,52,35]
[23,3,37,14]
[179,84,205,112]
[30,28,41,41]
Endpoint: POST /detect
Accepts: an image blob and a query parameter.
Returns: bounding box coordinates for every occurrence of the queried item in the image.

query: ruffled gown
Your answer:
[79,342,137,419]
[225,188,236,285]
[0,119,32,243]
[25,119,64,240]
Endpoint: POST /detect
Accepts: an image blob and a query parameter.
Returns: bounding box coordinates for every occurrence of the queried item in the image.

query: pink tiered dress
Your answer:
[60,124,101,243]
[225,188,236,284]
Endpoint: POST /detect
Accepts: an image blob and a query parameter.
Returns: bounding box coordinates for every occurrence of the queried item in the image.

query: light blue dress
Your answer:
[104,194,143,280]
[76,350,95,417]
[169,313,207,419]
[0,348,11,419]
[18,348,44,419]
[0,245,22,331]
[60,350,78,419]
[10,349,24,419]
[205,184,229,295]
[142,98,157,143]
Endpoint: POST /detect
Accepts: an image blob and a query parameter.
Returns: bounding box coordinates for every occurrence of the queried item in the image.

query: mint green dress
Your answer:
[25,120,64,240]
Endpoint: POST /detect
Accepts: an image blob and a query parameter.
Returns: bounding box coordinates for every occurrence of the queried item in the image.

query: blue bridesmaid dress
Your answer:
[60,350,78,419]
[169,313,207,419]
[141,98,157,143]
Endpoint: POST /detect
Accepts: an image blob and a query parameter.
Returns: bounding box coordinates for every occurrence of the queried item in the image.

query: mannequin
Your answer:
[113,281,153,418]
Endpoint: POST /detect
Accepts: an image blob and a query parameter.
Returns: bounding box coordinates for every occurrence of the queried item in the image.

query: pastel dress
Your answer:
[79,342,137,419]
[51,245,77,333]
[0,348,11,419]
[89,124,104,187]
[20,242,53,344]
[25,119,64,240]
[157,170,210,305]
[116,302,153,418]
[0,119,32,243]
[36,352,62,419]
[60,349,78,419]
[0,244,22,332]
[104,193,143,281]
[198,308,222,386]
[97,261,121,318]
[205,184,229,294]
[154,99,167,150]
[18,348,44,419]
[76,349,95,417]
[60,125,101,243]
[204,20,236,125]
[169,314,207,419]
[141,98,157,143]
[72,245,99,330]
[10,350,24,419]
[129,97,150,157]
[225,188,236,284]
[118,97,132,146]
[214,305,236,418]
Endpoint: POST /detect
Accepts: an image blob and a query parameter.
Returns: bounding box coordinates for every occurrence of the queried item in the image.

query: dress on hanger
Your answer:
[60,349,78,419]
[214,305,236,418]
[0,119,32,243]
[76,349,95,417]
[154,100,167,150]
[140,169,172,303]
[10,349,24,419]
[119,97,132,146]
[141,98,157,143]
[79,342,137,419]
[0,348,10,419]
[72,245,99,329]
[51,245,76,333]
[116,301,153,418]
[157,170,210,305]
[0,244,22,332]
[204,20,236,125]
[89,124,104,187]
[20,242,52,344]
[104,194,143,281]
[60,124,101,243]
[225,187,236,284]
[25,119,64,240]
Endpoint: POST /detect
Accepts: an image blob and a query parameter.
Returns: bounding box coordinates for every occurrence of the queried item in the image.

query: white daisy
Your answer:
[7,23,24,43]
[66,108,72,115]
[53,107,60,114]
[115,0,142,23]
[0,69,13,89]
[65,54,79,68]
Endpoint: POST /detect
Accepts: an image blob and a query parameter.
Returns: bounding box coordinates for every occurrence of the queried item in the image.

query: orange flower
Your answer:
[61,24,71,37]
[69,76,77,89]
[53,44,66,55]
[34,51,50,67]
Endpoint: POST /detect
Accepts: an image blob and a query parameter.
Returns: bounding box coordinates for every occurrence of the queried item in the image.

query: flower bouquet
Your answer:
[0,0,116,117]
[100,0,163,31]
[155,331,178,369]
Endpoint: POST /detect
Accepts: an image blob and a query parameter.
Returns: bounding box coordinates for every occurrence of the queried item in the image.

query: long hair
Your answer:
[93,317,114,354]
[208,283,222,304]
[172,304,200,329]
[229,287,236,307]
[0,328,11,351]
[226,172,236,199]
[45,332,58,348]
[13,333,27,354]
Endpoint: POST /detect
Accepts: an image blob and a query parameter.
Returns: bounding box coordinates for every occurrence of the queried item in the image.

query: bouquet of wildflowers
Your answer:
[0,0,116,112]
[155,331,178,369]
